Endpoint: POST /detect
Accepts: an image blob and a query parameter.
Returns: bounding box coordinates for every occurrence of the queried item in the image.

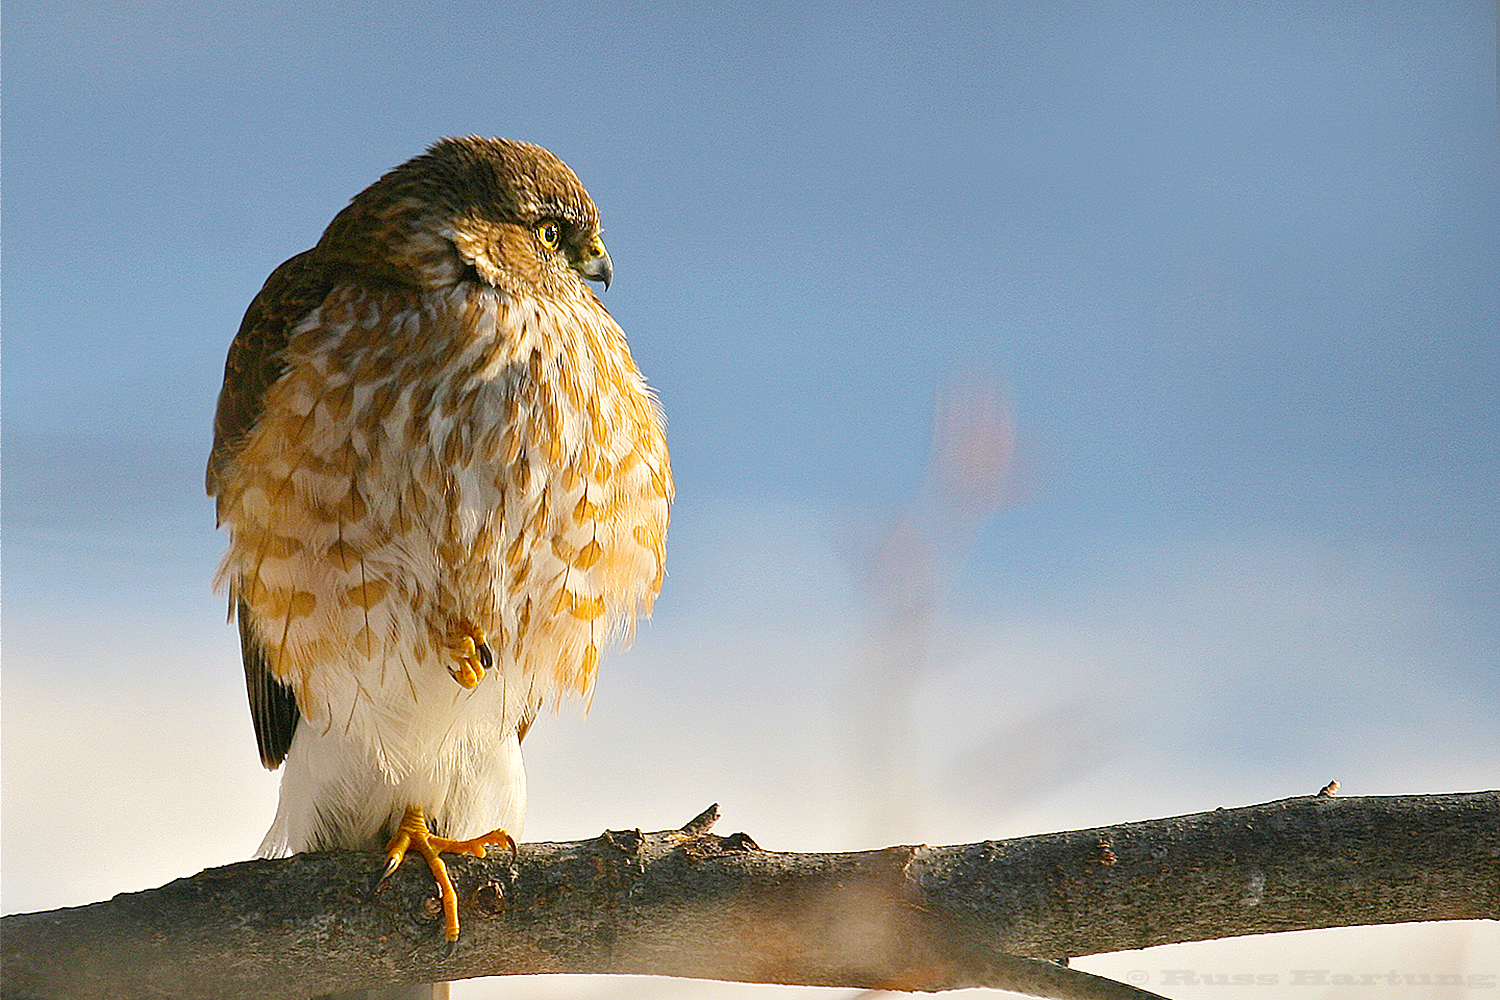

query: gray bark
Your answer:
[3,792,1496,1000]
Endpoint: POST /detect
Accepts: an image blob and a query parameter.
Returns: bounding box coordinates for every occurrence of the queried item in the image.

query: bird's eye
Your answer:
[536,220,561,250]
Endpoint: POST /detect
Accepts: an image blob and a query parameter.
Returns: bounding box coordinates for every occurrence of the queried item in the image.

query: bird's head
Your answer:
[317,136,613,298]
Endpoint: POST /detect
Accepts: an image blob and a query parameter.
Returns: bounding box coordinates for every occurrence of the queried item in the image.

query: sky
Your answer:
[3,1,1499,996]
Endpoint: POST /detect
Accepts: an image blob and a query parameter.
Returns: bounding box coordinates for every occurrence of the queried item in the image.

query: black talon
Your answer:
[477,641,493,671]
[373,855,400,894]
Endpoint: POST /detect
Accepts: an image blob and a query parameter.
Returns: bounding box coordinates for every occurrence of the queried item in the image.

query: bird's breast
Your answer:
[216,281,670,762]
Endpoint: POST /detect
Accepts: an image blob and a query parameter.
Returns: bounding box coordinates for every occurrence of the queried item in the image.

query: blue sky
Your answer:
[6,2,1496,574]
[4,1,1498,992]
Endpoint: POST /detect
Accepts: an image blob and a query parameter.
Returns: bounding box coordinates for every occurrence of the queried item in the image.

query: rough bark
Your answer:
[3,792,1496,1000]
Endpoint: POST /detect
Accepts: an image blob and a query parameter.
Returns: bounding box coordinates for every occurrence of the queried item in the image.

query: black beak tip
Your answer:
[581,249,613,290]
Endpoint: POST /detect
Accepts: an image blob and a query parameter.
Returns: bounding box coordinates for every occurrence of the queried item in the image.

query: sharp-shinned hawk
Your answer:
[207,137,671,962]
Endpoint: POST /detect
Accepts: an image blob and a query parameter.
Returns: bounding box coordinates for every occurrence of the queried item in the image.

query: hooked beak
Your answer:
[576,235,613,290]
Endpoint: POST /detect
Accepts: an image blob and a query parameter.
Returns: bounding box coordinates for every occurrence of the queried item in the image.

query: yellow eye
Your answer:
[536,220,561,250]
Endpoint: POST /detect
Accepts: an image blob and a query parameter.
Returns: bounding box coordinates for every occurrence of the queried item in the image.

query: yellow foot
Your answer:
[381,805,516,941]
[447,621,493,689]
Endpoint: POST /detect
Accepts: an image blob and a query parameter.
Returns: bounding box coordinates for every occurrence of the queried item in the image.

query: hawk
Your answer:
[207,137,671,952]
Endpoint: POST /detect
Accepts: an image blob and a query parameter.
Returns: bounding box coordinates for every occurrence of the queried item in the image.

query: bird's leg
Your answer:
[446,620,493,689]
[381,805,517,941]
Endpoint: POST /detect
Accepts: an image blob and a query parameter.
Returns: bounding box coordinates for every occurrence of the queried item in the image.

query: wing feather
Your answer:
[238,597,302,768]
[206,249,335,505]
[209,249,338,768]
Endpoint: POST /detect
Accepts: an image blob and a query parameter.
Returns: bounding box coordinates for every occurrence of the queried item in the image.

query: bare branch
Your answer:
[4,792,1496,1000]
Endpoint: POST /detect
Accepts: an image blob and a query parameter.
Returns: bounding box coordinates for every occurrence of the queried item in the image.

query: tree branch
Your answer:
[4,792,1496,1000]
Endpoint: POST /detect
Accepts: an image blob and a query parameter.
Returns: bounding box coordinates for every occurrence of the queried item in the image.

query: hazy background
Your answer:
[4,1,1498,996]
